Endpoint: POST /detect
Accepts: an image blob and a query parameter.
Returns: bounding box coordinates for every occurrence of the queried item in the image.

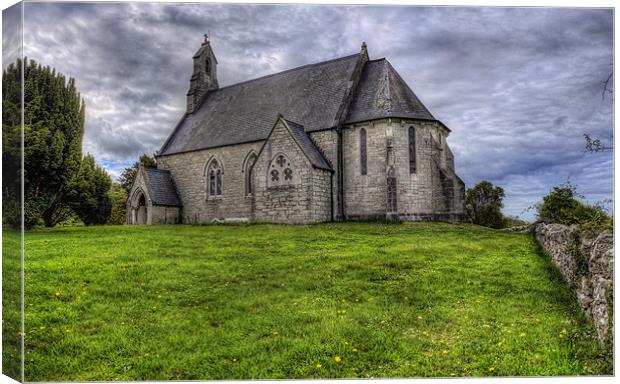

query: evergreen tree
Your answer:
[2,58,111,227]
[67,154,112,225]
[119,154,157,192]
[2,61,23,227]
[107,182,128,225]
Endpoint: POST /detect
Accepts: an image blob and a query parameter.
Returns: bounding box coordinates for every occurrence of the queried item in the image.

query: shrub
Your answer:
[537,184,611,230]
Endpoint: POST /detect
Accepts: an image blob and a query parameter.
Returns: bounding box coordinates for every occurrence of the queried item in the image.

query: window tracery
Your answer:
[268,154,294,187]
[206,159,223,197]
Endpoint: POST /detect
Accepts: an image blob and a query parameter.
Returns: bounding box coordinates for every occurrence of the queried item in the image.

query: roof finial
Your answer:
[203,33,209,44]
[361,41,367,51]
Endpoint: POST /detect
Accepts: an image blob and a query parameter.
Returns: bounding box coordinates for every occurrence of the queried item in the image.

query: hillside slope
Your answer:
[16,223,610,379]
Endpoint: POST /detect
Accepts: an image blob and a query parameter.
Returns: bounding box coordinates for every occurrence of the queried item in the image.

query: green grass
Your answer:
[2,229,22,381]
[16,222,610,380]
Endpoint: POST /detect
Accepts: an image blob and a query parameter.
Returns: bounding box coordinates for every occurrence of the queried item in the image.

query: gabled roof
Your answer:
[143,168,182,206]
[158,49,441,157]
[280,118,332,171]
[344,59,435,124]
[160,53,362,156]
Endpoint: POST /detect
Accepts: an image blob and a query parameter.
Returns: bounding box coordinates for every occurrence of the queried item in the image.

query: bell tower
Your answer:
[186,34,219,114]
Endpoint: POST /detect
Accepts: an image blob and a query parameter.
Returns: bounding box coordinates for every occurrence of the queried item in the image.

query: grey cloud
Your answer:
[2,3,22,69]
[18,3,613,220]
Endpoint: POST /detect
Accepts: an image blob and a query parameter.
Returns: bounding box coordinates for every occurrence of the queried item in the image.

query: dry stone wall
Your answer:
[534,223,613,347]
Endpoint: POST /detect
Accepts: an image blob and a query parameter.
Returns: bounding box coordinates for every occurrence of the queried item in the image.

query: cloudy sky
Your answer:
[3,2,614,219]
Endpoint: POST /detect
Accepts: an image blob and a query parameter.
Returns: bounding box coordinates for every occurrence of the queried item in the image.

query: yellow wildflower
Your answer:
[519,332,526,337]
[442,350,449,355]
[352,348,358,352]
[334,356,342,363]
[316,363,322,368]
[488,367,495,372]
[417,315,423,320]
[55,291,61,297]
[272,331,279,335]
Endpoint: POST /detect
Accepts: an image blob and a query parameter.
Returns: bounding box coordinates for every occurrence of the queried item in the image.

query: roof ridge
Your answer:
[214,53,360,92]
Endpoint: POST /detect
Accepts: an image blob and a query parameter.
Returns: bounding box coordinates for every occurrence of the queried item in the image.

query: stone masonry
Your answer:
[534,223,613,348]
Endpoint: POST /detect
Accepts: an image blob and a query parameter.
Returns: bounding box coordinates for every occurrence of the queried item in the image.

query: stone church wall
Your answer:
[310,130,339,219]
[342,119,464,222]
[149,206,181,224]
[155,118,463,225]
[156,141,263,223]
[342,121,388,220]
[253,121,331,224]
[311,168,332,222]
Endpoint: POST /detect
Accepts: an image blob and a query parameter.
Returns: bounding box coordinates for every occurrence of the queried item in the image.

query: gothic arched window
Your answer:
[244,152,257,195]
[268,153,294,187]
[360,128,367,175]
[206,159,223,197]
[408,126,416,174]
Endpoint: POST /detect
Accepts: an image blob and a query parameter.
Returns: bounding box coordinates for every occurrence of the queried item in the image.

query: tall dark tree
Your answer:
[2,58,112,227]
[2,60,24,227]
[119,154,156,192]
[465,181,506,229]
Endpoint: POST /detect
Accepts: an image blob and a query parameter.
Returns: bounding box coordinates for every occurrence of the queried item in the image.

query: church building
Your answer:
[127,36,465,225]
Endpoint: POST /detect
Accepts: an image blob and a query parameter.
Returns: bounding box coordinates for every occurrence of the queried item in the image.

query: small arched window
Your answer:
[205,58,211,73]
[206,159,223,196]
[360,128,367,175]
[408,126,416,174]
[244,153,257,195]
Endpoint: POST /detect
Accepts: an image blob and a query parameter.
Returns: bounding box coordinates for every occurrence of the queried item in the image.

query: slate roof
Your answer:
[160,54,361,156]
[143,168,182,206]
[344,59,435,124]
[159,52,438,157]
[281,118,332,171]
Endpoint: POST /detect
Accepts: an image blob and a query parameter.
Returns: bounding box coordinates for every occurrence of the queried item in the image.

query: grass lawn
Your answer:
[14,222,611,380]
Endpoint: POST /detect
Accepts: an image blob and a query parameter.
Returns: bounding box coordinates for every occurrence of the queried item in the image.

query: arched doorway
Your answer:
[129,189,149,225]
[136,193,147,224]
